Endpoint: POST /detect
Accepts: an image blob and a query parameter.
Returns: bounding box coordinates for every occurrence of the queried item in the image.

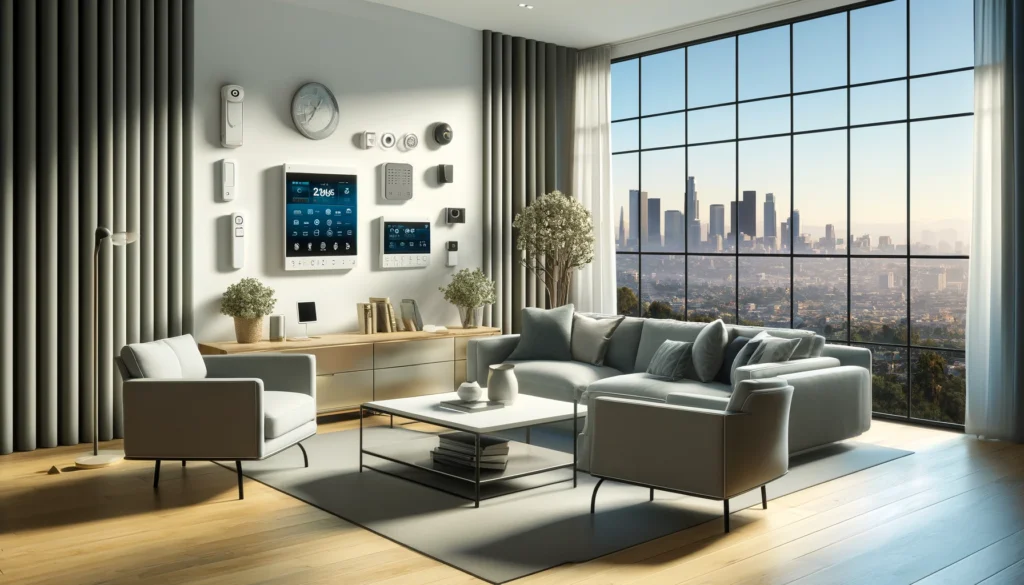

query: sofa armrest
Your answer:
[821,344,872,371]
[777,366,871,453]
[666,392,729,411]
[590,396,738,498]
[466,334,520,384]
[123,378,263,460]
[733,357,840,384]
[204,353,315,399]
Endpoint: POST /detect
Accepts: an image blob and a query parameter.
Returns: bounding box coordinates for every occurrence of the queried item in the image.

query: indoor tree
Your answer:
[512,191,595,307]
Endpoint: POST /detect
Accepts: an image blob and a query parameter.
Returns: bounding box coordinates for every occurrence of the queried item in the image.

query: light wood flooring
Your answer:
[2,416,1024,585]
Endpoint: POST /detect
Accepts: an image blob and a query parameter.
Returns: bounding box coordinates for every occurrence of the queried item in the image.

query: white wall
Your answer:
[193,0,482,342]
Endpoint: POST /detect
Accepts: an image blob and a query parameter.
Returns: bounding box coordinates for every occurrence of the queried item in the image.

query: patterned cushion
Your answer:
[749,335,802,365]
[646,340,698,381]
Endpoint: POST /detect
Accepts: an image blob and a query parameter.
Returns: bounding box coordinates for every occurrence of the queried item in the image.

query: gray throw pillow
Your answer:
[749,335,802,364]
[507,304,575,361]
[646,340,698,381]
[691,319,729,382]
[730,330,768,384]
[571,314,625,366]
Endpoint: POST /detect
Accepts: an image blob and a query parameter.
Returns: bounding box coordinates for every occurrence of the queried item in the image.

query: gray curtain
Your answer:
[966,0,1023,441]
[482,31,577,333]
[0,0,194,454]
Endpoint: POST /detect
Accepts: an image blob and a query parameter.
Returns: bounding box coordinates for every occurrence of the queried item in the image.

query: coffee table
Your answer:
[359,392,585,508]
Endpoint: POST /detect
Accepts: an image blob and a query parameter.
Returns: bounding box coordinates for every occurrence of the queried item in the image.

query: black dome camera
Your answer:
[433,122,453,146]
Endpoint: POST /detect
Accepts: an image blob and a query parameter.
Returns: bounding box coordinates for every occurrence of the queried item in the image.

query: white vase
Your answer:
[457,381,483,402]
[487,364,518,404]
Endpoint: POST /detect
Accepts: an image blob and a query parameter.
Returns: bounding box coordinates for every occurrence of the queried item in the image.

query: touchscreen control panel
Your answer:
[379,218,430,269]
[283,164,357,271]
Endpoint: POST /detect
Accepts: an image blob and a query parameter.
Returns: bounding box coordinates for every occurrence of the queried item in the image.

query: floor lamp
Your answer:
[75,227,138,470]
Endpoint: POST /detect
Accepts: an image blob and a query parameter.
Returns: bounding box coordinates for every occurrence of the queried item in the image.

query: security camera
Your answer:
[433,122,453,146]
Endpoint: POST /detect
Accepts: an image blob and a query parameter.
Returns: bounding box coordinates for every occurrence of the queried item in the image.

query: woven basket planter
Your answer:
[233,317,263,344]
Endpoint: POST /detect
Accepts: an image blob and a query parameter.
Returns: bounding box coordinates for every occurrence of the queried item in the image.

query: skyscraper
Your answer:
[634,190,649,247]
[628,190,643,247]
[764,193,777,240]
[709,204,725,240]
[792,209,801,239]
[618,206,625,247]
[664,210,685,251]
[688,217,702,251]
[729,201,737,247]
[825,224,836,250]
[648,198,661,248]
[686,176,699,222]
[741,190,757,239]
[781,219,791,250]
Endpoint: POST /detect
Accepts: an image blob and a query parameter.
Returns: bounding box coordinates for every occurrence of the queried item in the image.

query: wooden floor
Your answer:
[2,417,1024,585]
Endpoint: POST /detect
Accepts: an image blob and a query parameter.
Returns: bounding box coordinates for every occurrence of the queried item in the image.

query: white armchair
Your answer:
[588,378,793,532]
[117,335,317,500]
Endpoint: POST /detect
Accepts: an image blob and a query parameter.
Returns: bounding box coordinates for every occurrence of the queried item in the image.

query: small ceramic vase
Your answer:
[487,364,518,404]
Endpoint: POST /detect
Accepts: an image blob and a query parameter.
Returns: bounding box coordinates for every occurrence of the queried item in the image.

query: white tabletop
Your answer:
[364,393,586,434]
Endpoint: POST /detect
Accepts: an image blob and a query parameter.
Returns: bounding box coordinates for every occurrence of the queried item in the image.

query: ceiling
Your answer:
[363,0,793,49]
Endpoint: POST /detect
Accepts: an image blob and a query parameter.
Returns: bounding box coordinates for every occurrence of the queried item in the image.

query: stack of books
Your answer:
[357,297,399,333]
[431,432,510,471]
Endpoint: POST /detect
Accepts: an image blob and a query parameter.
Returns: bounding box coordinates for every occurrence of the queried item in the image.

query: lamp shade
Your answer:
[110,232,138,246]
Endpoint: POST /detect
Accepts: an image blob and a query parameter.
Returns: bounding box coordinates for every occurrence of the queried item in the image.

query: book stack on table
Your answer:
[431,432,510,471]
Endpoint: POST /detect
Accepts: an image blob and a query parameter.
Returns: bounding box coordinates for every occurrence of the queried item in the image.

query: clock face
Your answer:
[291,82,340,140]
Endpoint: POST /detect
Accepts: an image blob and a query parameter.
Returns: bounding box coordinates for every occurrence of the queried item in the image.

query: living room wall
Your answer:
[192,0,482,342]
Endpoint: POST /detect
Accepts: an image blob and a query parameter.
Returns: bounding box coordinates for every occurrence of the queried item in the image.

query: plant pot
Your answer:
[458,306,481,329]
[487,364,518,404]
[233,317,263,344]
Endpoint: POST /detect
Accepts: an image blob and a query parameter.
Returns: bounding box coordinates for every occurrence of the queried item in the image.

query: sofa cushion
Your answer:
[749,335,801,364]
[634,319,706,373]
[727,325,820,359]
[506,360,621,402]
[585,372,732,405]
[263,391,316,440]
[571,313,625,365]
[731,331,767,384]
[160,334,208,378]
[581,314,645,374]
[508,304,574,362]
[646,340,697,380]
[120,341,184,379]
[715,336,750,385]
[692,319,729,382]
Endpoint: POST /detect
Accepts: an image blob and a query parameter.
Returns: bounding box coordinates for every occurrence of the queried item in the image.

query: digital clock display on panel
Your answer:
[383,222,430,254]
[285,172,357,258]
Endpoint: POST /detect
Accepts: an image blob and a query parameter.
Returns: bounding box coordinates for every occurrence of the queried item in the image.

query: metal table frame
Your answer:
[359,401,579,508]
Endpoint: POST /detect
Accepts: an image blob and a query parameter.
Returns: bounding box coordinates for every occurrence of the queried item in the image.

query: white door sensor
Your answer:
[446,241,458,267]
[221,85,244,148]
[220,159,237,202]
[231,212,245,269]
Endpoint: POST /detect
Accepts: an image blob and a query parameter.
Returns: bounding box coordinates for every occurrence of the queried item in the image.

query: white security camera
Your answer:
[221,84,244,147]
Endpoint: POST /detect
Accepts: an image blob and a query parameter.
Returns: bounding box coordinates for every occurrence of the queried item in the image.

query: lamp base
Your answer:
[75,450,125,469]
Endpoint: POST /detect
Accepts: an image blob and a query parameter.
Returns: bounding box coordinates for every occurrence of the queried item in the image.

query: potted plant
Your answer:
[512,190,595,307]
[220,278,277,343]
[439,268,496,329]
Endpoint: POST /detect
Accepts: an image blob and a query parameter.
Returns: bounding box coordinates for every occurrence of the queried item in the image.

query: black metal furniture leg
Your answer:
[236,461,244,500]
[723,500,730,533]
[650,488,654,501]
[153,460,161,488]
[590,478,605,514]
[359,407,363,473]
[761,485,767,510]
[297,442,309,468]
[390,414,394,428]
[181,460,186,467]
[572,400,578,488]
[525,427,531,444]
[474,433,481,508]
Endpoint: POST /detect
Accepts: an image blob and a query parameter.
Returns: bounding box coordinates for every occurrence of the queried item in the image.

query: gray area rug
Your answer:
[233,425,911,584]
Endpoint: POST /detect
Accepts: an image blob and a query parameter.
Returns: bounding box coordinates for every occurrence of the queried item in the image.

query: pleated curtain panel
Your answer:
[0,0,194,454]
[482,31,577,333]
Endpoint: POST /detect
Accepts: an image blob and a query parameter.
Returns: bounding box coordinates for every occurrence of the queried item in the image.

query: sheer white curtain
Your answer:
[571,45,616,314]
[966,0,1023,441]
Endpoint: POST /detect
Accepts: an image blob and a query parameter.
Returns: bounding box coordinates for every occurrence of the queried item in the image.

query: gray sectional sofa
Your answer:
[467,314,872,470]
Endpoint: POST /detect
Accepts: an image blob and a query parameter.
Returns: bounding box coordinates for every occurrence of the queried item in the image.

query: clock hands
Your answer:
[306,97,324,124]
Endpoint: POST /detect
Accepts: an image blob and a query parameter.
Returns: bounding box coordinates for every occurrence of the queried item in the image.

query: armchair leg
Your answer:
[590,478,605,514]
[650,488,654,501]
[297,442,309,468]
[723,499,730,533]
[181,460,186,468]
[236,461,244,500]
[153,460,161,489]
[761,485,767,510]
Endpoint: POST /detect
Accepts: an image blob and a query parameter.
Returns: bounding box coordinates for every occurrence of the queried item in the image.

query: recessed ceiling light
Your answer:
[518,3,534,9]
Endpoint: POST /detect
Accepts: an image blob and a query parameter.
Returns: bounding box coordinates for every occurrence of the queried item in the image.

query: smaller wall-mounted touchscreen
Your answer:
[284,164,358,271]
[380,218,430,269]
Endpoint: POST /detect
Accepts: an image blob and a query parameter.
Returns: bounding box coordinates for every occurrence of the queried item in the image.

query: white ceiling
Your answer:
[363,0,793,49]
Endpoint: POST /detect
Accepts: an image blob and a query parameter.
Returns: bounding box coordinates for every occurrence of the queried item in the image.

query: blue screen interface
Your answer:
[383,221,430,254]
[286,172,357,257]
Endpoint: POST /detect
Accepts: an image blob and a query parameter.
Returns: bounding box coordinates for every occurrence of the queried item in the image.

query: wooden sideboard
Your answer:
[198,328,501,415]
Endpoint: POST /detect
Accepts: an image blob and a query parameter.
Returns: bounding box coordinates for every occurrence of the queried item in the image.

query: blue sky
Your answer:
[611,0,974,249]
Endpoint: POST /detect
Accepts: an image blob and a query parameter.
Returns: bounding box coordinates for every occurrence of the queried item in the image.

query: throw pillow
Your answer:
[730,331,768,384]
[691,318,729,382]
[507,304,575,362]
[646,340,698,381]
[714,336,750,385]
[571,314,625,366]
[749,335,802,365]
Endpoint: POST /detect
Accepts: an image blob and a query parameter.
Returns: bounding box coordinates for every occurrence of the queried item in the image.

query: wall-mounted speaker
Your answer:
[445,207,465,224]
[438,164,453,184]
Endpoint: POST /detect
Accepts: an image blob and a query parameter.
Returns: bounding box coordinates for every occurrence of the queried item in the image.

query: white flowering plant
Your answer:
[220,278,277,319]
[439,268,497,309]
[512,190,595,307]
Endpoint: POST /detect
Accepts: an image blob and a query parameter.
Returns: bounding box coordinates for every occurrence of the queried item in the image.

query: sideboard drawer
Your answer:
[282,343,373,375]
[374,362,454,401]
[316,371,373,413]
[374,338,454,369]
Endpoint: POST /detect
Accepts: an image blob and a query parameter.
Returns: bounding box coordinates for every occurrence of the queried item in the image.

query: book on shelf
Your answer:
[369,297,399,332]
[372,300,391,332]
[432,446,508,464]
[401,299,423,331]
[430,450,508,471]
[356,303,374,334]
[438,431,510,456]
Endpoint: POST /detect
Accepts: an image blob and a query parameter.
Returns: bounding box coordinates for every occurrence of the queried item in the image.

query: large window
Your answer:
[612,0,972,427]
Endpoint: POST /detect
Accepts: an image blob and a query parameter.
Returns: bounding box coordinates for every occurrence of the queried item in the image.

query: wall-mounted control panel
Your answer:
[380,217,430,269]
[283,164,358,271]
[380,163,413,200]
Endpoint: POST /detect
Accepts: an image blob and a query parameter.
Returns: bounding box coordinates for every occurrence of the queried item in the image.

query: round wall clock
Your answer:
[291,82,340,140]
